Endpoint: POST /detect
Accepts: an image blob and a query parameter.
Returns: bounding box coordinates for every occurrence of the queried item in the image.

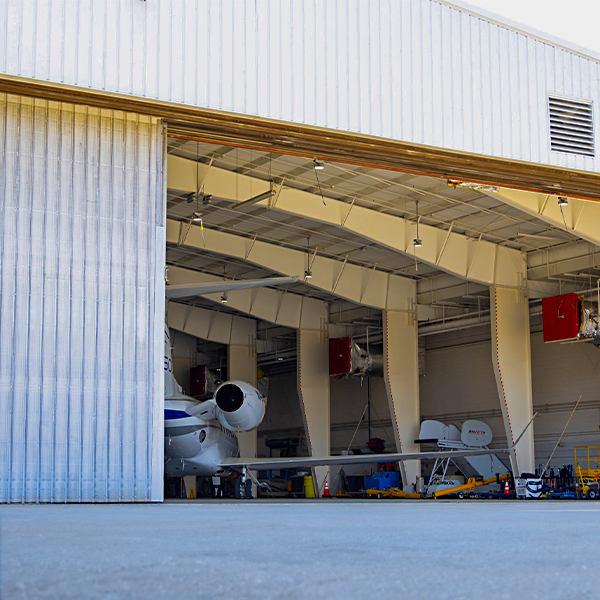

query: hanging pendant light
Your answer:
[413,200,422,248]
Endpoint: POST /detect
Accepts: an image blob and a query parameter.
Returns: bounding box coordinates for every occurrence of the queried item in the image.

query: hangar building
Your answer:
[1,0,599,502]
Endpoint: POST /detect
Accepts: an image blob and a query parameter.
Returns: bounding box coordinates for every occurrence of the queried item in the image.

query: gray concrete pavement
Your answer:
[1,499,599,600]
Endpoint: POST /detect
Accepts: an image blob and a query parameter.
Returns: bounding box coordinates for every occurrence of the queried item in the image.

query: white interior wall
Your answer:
[257,372,393,458]
[257,372,305,457]
[420,339,499,416]
[329,376,393,454]
[530,333,600,470]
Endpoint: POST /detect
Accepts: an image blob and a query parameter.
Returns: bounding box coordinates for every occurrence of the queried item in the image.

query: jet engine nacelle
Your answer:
[214,380,266,432]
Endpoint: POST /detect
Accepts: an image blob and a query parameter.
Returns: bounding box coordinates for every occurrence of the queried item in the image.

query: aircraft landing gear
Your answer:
[234,468,254,499]
[212,476,223,498]
[234,478,247,498]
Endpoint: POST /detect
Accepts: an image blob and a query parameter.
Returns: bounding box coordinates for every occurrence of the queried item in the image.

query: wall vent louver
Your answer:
[549,96,594,157]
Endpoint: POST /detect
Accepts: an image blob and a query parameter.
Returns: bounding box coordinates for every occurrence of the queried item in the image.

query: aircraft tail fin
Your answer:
[164,326,183,398]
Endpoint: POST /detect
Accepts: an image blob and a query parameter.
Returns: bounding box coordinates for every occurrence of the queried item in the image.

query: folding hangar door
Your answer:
[0,94,165,502]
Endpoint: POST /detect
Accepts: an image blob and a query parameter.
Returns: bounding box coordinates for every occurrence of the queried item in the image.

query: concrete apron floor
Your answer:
[1,500,599,600]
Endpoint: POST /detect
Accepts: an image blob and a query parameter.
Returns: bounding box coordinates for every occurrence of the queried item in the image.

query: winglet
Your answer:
[510,412,538,448]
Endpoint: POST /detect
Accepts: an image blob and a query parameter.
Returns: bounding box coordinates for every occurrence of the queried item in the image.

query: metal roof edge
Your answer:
[439,0,600,64]
[2,74,600,201]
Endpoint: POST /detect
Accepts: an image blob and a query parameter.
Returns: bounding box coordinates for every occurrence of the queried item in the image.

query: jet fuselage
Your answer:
[164,396,239,476]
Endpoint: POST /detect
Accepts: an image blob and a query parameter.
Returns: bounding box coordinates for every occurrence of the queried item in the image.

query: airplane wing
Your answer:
[220,413,537,471]
[220,447,509,470]
[166,276,300,299]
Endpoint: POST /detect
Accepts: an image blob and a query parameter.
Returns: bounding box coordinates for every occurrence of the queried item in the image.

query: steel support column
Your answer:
[491,286,535,476]
[297,328,330,497]
[383,310,421,491]
[227,319,258,488]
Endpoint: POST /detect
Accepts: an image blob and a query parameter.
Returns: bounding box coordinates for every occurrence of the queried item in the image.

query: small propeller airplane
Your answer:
[164,275,536,492]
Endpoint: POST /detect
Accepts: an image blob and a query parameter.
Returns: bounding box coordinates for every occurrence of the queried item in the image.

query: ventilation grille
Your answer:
[549,96,594,157]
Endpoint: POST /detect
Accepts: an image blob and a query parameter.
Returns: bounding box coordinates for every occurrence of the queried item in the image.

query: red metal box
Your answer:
[542,293,580,342]
[329,337,352,375]
[190,365,207,396]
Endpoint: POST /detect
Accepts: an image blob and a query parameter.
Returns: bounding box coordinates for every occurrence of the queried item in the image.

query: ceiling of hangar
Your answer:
[166,138,578,253]
[164,136,600,341]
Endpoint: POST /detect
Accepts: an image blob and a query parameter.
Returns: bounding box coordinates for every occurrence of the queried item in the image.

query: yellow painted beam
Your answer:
[489,187,600,247]
[166,219,416,312]
[167,155,526,288]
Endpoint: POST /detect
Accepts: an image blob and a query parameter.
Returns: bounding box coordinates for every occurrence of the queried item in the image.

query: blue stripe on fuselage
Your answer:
[164,409,190,420]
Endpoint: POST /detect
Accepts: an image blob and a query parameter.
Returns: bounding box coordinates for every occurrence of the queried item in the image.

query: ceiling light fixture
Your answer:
[558,196,569,207]
[190,141,207,225]
[413,199,422,249]
[304,237,313,279]
[220,293,228,304]
[249,190,276,203]
[313,159,325,170]
[232,188,276,210]
[275,341,284,362]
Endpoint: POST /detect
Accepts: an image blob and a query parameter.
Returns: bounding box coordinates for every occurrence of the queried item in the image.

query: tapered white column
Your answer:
[227,320,258,465]
[383,310,421,490]
[297,328,330,497]
[491,286,535,476]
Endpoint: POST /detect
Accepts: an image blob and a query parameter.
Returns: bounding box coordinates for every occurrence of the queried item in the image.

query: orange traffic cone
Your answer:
[323,480,331,498]
[504,479,510,494]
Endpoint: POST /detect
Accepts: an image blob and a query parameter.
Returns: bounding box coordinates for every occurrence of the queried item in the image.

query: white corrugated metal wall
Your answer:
[0,0,598,172]
[0,94,165,502]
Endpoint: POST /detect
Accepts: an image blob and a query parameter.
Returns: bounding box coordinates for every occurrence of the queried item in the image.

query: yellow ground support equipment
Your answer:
[574,447,600,500]
[574,446,600,479]
[366,487,421,499]
[575,465,599,500]
[432,473,510,499]
[389,488,422,499]
[365,488,393,499]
